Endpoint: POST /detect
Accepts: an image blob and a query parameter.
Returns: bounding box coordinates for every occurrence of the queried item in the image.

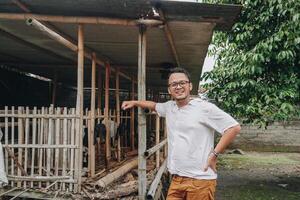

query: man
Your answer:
[122,67,241,200]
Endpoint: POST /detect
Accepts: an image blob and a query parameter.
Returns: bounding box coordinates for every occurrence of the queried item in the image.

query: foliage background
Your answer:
[202,0,300,126]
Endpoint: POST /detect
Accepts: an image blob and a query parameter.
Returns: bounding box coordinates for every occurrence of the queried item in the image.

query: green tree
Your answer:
[202,0,300,126]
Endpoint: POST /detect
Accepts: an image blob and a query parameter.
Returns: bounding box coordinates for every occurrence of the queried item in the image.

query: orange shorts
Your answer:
[167,175,217,200]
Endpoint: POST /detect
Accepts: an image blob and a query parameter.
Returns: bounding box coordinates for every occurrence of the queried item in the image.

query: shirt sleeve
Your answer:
[204,103,239,135]
[155,101,170,117]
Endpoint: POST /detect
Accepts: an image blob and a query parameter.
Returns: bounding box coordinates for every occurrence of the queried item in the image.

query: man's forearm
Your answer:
[214,125,241,154]
[132,100,156,111]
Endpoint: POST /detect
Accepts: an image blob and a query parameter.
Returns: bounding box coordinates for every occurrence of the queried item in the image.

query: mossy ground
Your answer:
[216,152,300,200]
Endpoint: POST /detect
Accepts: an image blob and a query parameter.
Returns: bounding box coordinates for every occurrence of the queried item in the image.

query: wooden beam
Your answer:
[75,24,84,192]
[158,9,181,67]
[26,18,134,82]
[104,62,111,167]
[138,24,147,200]
[89,53,96,177]
[0,12,163,26]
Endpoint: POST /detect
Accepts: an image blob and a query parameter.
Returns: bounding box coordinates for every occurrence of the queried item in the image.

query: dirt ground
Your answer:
[216,151,300,200]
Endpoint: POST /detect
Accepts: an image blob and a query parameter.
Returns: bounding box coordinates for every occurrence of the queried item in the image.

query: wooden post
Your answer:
[89,53,96,177]
[130,77,135,150]
[75,24,84,192]
[137,24,147,200]
[116,68,121,162]
[104,62,111,167]
[155,115,160,169]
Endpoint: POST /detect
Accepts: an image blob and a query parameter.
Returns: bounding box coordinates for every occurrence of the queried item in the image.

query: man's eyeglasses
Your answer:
[168,81,190,89]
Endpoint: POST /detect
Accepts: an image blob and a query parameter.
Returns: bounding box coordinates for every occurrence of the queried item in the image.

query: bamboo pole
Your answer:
[116,67,121,162]
[97,66,102,109]
[69,108,76,191]
[11,106,15,187]
[130,77,135,150]
[4,107,8,175]
[0,13,164,26]
[24,107,30,188]
[17,107,24,187]
[138,24,147,200]
[54,108,60,190]
[155,115,160,169]
[46,106,53,187]
[95,158,138,189]
[144,139,167,158]
[62,107,68,190]
[26,18,134,82]
[147,159,167,200]
[157,9,181,67]
[38,107,44,188]
[90,53,96,177]
[104,62,111,167]
[75,24,84,192]
[163,120,168,158]
[30,107,37,188]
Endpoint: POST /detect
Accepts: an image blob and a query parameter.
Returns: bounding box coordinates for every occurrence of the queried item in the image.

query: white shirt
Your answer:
[155,98,239,180]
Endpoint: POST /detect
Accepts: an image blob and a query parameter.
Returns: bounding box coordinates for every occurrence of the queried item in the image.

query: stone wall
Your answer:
[228,121,300,152]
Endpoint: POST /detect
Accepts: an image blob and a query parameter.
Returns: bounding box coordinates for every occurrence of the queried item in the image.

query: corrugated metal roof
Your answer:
[0,0,242,93]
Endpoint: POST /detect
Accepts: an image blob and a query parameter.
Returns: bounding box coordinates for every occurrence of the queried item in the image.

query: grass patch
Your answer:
[218,184,300,200]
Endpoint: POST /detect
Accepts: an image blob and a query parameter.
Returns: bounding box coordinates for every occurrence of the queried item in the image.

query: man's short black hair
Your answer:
[168,67,191,82]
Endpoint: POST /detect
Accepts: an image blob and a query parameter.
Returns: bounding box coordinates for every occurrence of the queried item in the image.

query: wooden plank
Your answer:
[90,53,96,176]
[30,107,37,188]
[155,115,160,169]
[74,24,84,192]
[137,25,147,200]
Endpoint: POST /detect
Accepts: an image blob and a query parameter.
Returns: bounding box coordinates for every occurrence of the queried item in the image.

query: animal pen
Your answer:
[0,0,241,199]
